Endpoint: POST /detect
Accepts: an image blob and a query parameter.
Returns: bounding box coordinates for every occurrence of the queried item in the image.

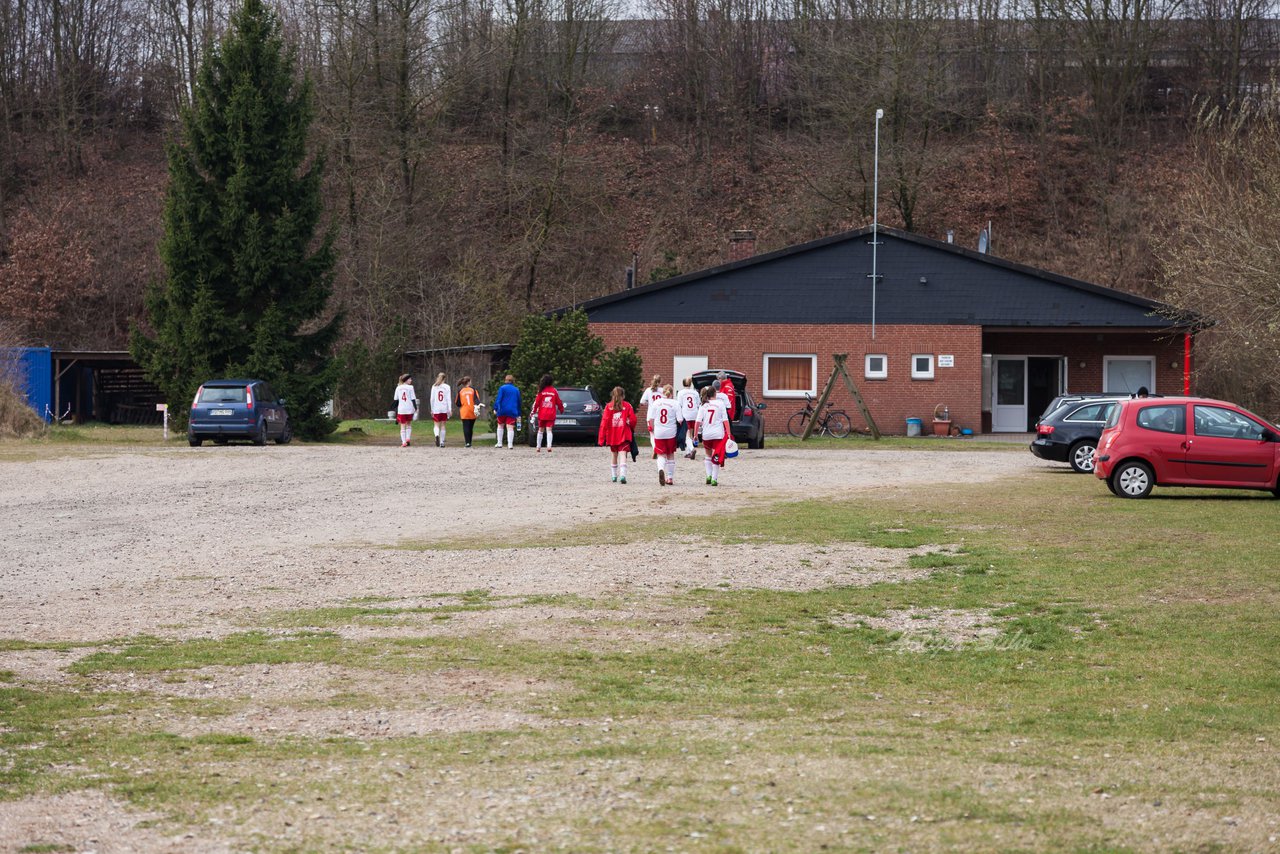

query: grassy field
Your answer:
[2,448,1278,850]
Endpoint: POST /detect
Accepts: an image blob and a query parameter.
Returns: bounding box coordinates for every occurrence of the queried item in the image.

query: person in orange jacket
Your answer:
[455,376,482,448]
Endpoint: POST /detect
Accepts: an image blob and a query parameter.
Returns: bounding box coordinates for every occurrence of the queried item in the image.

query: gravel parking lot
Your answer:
[0,441,1035,641]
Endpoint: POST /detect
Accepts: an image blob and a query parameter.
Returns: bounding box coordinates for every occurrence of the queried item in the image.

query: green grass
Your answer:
[325,417,491,444]
[763,432,1023,452]
[43,423,174,443]
[3,472,1279,850]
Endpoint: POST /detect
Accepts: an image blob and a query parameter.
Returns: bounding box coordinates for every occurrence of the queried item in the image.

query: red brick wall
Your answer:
[983,331,1189,396]
[591,322,985,435]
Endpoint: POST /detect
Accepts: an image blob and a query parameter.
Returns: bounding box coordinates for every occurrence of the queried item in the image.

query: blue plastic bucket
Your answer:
[905,418,923,437]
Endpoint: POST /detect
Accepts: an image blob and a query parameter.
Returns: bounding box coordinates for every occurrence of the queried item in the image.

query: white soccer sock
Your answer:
[705,458,714,477]
[536,429,543,449]
[506,425,514,447]
[619,463,627,479]
[665,460,675,480]
[656,457,665,470]
[546,427,553,449]
[611,464,618,479]
[439,426,446,445]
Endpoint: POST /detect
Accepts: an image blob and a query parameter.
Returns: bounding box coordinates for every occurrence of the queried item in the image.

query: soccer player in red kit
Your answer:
[533,373,565,452]
[598,386,637,483]
[647,384,679,485]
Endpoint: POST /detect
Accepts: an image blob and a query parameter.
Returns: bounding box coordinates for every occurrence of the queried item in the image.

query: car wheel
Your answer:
[254,420,268,446]
[787,412,808,438]
[1069,440,1098,474]
[274,421,292,445]
[827,412,852,438]
[748,429,764,449]
[188,435,202,447]
[1110,461,1153,499]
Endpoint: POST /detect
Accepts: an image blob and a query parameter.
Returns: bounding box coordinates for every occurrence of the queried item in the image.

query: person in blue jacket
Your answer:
[493,374,522,449]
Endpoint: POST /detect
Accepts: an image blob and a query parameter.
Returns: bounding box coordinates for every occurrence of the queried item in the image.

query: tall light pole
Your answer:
[870,108,884,339]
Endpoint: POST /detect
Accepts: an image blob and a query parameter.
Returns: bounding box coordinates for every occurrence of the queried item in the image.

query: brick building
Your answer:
[571,227,1195,435]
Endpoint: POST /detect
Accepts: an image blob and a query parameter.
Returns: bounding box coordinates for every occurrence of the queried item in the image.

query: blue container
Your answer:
[1,347,52,421]
[905,417,923,437]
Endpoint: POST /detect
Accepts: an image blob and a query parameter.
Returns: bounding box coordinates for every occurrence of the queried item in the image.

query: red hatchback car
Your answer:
[1095,397,1280,498]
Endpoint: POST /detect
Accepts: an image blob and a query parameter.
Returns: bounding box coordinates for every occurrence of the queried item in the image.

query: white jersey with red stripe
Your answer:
[648,398,678,439]
[696,399,728,441]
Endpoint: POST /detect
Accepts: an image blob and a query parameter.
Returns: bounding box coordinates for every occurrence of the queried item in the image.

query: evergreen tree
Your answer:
[131,0,339,439]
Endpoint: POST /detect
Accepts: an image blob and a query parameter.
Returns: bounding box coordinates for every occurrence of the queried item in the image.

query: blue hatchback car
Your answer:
[188,379,292,446]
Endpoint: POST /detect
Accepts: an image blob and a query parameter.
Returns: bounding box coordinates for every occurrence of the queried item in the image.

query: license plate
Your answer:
[555,418,577,425]
[211,409,234,416]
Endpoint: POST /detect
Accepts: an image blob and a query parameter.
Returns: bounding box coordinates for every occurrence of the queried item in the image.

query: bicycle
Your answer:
[787,393,851,438]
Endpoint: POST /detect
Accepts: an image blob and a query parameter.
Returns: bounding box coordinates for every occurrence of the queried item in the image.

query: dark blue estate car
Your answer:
[188,379,292,446]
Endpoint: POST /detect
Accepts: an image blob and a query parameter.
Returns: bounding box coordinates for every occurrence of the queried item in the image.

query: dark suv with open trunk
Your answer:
[690,369,767,449]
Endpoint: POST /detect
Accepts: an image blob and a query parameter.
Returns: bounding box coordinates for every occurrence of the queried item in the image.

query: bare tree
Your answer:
[1158,105,1280,415]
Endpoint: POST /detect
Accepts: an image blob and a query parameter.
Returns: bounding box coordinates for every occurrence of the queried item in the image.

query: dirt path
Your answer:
[0,442,1035,641]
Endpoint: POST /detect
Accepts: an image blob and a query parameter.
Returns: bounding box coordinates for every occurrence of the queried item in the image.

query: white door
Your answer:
[1104,357,1154,394]
[672,355,708,386]
[992,357,1028,432]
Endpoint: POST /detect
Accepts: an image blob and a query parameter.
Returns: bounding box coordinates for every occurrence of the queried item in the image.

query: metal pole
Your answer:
[871,108,883,340]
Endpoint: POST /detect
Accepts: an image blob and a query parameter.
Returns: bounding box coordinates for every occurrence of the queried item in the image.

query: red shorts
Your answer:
[432,413,448,423]
[652,437,677,456]
[608,443,630,453]
[538,416,556,428]
[396,413,414,425]
[497,416,517,426]
[703,436,727,465]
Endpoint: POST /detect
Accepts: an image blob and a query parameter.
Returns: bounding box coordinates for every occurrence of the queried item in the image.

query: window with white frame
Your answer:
[763,354,817,397]
[911,354,935,380]
[865,354,888,380]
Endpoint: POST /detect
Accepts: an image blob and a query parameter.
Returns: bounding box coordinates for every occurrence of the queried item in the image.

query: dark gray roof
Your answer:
[574,227,1189,329]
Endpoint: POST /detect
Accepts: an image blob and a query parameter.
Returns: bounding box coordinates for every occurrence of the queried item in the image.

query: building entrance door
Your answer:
[992,357,1027,432]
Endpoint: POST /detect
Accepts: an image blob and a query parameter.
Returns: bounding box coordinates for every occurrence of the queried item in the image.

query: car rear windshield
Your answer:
[558,389,596,404]
[199,386,246,403]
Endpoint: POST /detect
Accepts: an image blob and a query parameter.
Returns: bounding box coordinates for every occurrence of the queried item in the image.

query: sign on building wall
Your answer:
[938,355,955,368]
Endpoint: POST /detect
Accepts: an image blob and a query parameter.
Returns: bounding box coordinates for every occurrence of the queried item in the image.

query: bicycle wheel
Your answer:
[787,411,810,437]
[826,412,851,438]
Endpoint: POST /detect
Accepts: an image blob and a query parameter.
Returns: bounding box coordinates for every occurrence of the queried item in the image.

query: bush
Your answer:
[591,347,643,407]
[334,337,401,420]
[500,310,643,424]
[0,377,44,439]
